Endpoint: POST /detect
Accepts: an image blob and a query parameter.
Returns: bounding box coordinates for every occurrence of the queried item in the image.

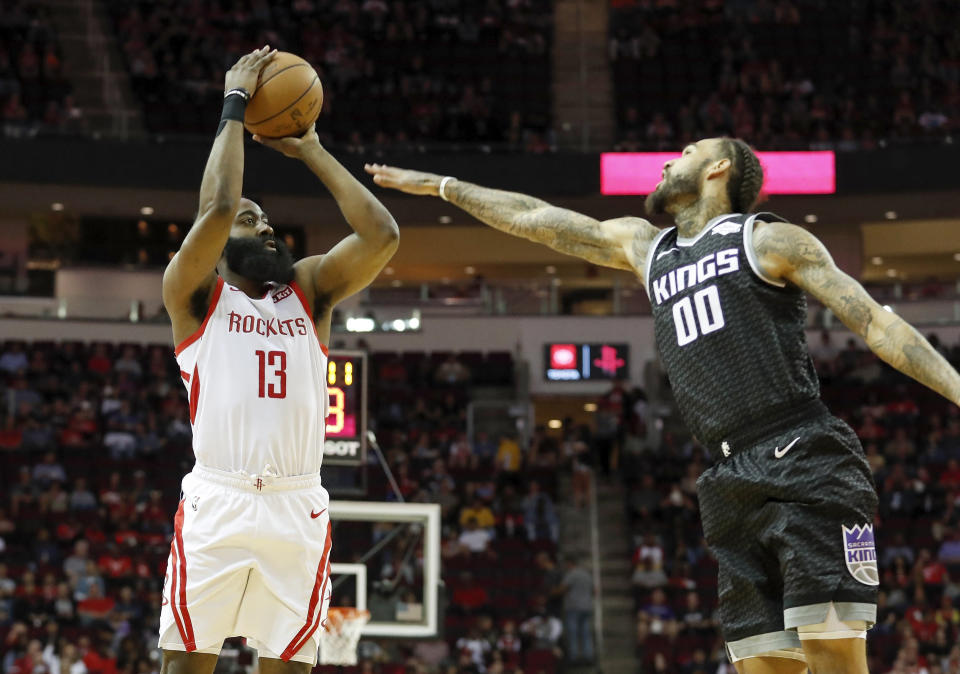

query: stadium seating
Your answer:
[104,0,553,148]
[609,0,959,150]
[0,0,73,137]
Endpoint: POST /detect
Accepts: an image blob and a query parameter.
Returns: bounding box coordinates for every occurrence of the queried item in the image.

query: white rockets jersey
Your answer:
[174,277,329,477]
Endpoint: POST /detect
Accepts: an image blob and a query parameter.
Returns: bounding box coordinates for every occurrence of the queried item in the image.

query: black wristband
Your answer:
[217,94,247,136]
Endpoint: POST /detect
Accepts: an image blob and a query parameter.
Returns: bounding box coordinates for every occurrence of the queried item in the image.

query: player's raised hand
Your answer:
[253,125,322,159]
[364,164,446,197]
[224,46,277,95]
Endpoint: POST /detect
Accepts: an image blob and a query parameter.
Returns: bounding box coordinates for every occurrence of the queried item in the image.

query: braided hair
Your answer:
[719,138,763,213]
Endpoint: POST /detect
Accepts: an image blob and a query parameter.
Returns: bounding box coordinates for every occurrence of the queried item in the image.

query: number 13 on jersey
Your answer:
[254,350,349,434]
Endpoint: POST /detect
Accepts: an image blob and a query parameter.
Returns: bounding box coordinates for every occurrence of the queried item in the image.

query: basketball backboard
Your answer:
[327,500,441,638]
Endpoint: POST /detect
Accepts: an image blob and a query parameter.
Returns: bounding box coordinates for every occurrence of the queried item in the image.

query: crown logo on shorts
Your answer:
[842,524,879,586]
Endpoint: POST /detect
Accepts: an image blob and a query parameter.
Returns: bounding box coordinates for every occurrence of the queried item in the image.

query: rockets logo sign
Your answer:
[550,345,577,370]
[593,345,626,376]
[545,343,629,381]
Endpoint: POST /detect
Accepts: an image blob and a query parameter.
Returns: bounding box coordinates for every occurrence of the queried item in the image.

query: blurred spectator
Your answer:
[9,638,46,674]
[454,627,491,671]
[565,431,592,509]
[519,597,563,656]
[473,431,497,464]
[73,561,105,601]
[534,551,564,616]
[435,355,471,385]
[32,451,66,486]
[639,588,675,634]
[679,591,712,634]
[459,497,495,532]
[86,345,111,376]
[560,555,595,664]
[938,530,960,565]
[884,532,916,568]
[522,481,559,543]
[458,518,493,555]
[448,432,475,469]
[634,532,665,568]
[495,620,522,661]
[69,478,97,511]
[76,583,115,626]
[632,558,668,592]
[113,347,142,378]
[0,563,15,594]
[0,342,29,373]
[451,572,490,613]
[43,642,86,674]
[495,433,522,473]
[594,384,624,475]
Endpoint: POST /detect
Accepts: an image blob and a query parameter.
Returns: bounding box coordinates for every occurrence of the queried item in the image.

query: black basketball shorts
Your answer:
[696,413,879,657]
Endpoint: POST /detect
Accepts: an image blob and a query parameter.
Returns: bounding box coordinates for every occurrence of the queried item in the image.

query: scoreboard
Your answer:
[544,343,629,381]
[323,350,367,465]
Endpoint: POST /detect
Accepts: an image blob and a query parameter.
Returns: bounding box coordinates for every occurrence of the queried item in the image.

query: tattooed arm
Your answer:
[364,164,660,278]
[753,220,960,405]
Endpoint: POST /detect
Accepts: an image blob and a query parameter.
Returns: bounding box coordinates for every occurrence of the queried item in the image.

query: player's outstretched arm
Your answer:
[364,164,659,278]
[162,47,277,332]
[753,220,960,406]
[254,129,399,308]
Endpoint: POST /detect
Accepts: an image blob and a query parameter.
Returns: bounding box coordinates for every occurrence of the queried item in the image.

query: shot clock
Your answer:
[323,350,367,465]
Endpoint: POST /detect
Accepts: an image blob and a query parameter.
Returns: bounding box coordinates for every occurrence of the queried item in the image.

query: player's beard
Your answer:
[644,163,706,215]
[223,236,295,284]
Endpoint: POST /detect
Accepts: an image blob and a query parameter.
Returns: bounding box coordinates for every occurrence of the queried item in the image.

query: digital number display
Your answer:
[544,343,629,381]
[325,354,361,437]
[324,351,366,465]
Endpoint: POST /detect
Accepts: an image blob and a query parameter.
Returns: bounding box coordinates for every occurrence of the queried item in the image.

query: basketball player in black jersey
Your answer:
[366,139,960,674]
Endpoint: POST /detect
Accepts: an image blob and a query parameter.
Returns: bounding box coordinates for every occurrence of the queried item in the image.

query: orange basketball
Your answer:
[244,52,323,139]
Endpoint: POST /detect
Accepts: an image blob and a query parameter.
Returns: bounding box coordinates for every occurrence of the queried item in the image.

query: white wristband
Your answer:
[438,176,456,202]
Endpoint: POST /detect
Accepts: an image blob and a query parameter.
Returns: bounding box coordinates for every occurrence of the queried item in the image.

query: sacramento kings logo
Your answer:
[842,524,879,586]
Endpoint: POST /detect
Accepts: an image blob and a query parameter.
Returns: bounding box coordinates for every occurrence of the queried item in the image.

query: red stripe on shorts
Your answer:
[168,526,188,646]
[281,520,333,661]
[188,365,200,424]
[173,499,197,650]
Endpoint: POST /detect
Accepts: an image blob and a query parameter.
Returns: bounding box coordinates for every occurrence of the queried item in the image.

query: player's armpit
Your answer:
[753,220,960,406]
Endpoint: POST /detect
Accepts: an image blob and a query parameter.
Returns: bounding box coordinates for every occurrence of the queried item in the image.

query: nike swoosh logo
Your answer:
[310,508,327,519]
[657,247,679,260]
[774,437,801,459]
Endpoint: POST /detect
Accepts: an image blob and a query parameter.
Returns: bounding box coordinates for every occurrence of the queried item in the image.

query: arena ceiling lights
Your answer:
[600,151,836,196]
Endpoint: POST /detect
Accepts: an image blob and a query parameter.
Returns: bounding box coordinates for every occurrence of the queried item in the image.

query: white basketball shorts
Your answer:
[158,465,332,665]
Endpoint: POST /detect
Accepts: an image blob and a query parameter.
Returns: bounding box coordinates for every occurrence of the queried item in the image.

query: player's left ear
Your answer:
[704,157,731,181]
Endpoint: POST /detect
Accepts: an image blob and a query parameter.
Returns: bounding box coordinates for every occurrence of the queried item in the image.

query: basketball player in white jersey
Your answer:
[158,47,399,674]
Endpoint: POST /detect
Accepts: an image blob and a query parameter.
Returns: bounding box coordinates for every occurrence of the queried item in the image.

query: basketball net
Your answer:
[317,607,370,665]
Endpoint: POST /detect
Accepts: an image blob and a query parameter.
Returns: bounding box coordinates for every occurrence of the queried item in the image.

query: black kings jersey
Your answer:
[645,212,820,450]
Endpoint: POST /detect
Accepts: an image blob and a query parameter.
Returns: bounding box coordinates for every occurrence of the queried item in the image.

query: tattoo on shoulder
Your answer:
[630,227,657,271]
[754,223,824,264]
